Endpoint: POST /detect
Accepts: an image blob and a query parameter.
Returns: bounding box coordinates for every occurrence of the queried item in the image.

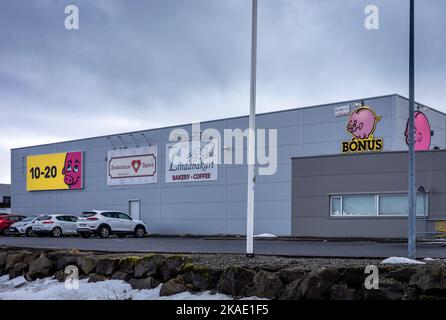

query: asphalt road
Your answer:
[1,236,446,258]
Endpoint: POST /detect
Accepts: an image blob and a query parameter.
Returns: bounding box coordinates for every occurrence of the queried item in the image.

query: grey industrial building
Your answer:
[10,94,446,238]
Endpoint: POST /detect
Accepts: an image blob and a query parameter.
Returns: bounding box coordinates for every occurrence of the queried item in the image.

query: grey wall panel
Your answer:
[292,217,427,238]
[225,218,291,236]
[292,150,446,238]
[226,201,290,220]
[256,110,301,129]
[161,203,226,220]
[159,219,226,235]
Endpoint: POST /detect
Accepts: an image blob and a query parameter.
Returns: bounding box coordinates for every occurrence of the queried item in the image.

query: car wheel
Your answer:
[134,226,146,238]
[98,225,110,238]
[26,228,34,237]
[117,234,126,238]
[80,233,91,238]
[3,229,10,236]
[52,227,62,238]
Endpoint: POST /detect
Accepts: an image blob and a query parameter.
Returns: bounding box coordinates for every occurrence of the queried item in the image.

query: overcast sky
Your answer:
[0,0,445,183]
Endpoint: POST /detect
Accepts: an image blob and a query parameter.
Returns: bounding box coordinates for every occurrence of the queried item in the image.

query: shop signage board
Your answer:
[166,140,218,183]
[107,146,157,185]
[405,111,432,151]
[341,106,384,153]
[334,105,351,117]
[26,151,83,191]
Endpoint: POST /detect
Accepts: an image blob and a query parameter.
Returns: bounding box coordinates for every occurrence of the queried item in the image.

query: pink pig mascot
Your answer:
[405,111,432,151]
[62,152,82,189]
[347,107,381,139]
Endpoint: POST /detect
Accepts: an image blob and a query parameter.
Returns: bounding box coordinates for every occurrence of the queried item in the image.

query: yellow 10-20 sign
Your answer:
[26,152,83,191]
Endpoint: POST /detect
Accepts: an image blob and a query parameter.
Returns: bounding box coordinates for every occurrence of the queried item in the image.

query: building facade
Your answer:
[10,94,446,237]
[292,151,446,238]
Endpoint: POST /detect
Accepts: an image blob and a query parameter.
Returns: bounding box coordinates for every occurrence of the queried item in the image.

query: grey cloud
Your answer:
[0,0,445,182]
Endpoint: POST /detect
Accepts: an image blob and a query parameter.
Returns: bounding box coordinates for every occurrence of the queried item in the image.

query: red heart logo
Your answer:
[131,160,141,173]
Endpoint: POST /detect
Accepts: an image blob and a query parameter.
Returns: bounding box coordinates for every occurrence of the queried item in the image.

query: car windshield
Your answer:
[21,216,37,222]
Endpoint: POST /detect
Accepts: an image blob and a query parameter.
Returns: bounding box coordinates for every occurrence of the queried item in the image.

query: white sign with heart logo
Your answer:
[107,146,157,186]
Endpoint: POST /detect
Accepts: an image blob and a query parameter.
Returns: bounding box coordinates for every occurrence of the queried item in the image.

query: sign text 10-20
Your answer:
[29,166,58,179]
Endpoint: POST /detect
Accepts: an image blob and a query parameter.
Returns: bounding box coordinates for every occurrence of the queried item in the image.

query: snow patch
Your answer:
[254,233,277,238]
[381,257,426,265]
[423,258,437,261]
[0,277,263,300]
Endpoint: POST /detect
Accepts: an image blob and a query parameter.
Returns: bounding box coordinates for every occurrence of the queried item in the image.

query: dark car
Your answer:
[0,215,26,235]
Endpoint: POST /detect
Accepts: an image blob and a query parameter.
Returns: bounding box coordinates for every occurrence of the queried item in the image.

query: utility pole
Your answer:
[408,0,416,260]
[246,0,257,257]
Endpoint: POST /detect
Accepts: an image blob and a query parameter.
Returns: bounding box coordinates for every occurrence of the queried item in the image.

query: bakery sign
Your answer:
[166,139,218,183]
[107,146,157,185]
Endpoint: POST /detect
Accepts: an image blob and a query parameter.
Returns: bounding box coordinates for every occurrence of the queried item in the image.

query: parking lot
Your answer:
[1,235,446,259]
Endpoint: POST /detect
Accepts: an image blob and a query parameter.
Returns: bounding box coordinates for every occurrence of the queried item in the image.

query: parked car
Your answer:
[76,210,147,238]
[0,214,26,235]
[32,214,79,237]
[8,215,40,236]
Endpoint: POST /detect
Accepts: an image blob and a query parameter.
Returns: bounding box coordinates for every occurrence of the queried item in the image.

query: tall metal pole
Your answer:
[246,0,257,256]
[408,0,416,259]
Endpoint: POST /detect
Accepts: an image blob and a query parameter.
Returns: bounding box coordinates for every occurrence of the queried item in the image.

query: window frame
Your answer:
[329,193,429,218]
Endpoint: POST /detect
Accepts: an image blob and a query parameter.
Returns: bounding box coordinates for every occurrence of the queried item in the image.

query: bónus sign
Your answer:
[341,106,384,153]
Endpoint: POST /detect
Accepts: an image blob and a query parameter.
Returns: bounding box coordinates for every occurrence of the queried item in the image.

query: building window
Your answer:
[379,194,427,216]
[330,194,428,217]
[342,195,376,216]
[0,196,10,208]
[330,197,342,216]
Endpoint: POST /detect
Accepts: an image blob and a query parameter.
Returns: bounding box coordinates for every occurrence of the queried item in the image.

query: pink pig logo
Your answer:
[62,152,82,189]
[405,111,432,151]
[347,107,381,139]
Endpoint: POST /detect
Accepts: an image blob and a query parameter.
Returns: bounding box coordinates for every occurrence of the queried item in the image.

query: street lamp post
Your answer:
[246,0,257,257]
[408,0,417,260]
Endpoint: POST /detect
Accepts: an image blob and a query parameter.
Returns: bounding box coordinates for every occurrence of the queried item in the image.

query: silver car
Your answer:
[8,215,40,236]
[32,214,79,237]
[76,210,147,238]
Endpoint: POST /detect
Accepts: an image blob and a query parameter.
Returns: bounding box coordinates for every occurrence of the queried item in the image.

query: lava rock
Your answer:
[246,270,283,299]
[279,278,303,300]
[95,259,118,276]
[183,264,222,291]
[160,276,194,296]
[128,277,161,290]
[26,253,55,280]
[217,266,256,297]
[88,273,109,283]
[385,266,419,283]
[5,252,36,271]
[8,262,28,279]
[111,271,131,281]
[329,284,361,300]
[409,265,446,295]
[296,268,341,300]
[160,256,188,281]
[134,254,164,278]
[77,256,97,275]
[278,269,305,285]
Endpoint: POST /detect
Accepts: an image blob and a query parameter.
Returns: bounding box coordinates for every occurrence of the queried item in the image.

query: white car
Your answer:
[32,214,79,237]
[8,215,40,236]
[76,210,147,238]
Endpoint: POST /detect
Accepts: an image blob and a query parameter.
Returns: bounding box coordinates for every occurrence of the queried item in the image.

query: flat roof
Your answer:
[12,93,444,150]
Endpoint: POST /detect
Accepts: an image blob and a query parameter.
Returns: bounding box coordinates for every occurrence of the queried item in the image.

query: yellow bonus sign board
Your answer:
[26,152,83,191]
